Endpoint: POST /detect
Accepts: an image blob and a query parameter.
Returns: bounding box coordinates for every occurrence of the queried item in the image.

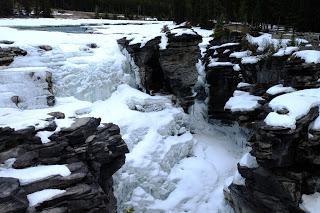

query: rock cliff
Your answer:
[118,27,201,112]
[0,117,129,213]
[203,32,320,212]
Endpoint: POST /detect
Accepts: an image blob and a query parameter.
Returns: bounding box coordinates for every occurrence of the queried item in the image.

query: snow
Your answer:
[211,43,240,50]
[230,51,252,59]
[27,189,66,207]
[264,112,296,129]
[208,60,233,68]
[246,33,277,52]
[232,171,245,186]
[0,68,53,109]
[223,49,230,54]
[0,27,132,103]
[159,33,168,50]
[233,64,241,71]
[266,88,320,129]
[0,165,71,185]
[0,18,169,27]
[193,27,213,57]
[237,82,251,88]
[239,153,258,168]
[171,28,196,37]
[273,46,299,57]
[0,19,248,213]
[293,50,320,64]
[266,84,295,96]
[300,192,320,213]
[241,56,260,64]
[246,33,308,52]
[36,131,55,143]
[225,90,263,112]
[311,114,320,130]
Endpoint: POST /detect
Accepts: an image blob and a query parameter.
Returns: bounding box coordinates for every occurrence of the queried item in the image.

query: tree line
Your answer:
[0,0,52,17]
[1,0,320,32]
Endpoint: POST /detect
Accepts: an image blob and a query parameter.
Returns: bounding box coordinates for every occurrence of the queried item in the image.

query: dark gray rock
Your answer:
[0,177,29,213]
[205,32,320,213]
[87,43,98,48]
[0,117,128,212]
[159,32,201,111]
[39,45,53,51]
[118,29,202,112]
[47,112,65,119]
[0,40,14,45]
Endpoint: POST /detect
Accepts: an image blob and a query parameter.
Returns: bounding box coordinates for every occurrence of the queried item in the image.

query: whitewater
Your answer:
[0,19,249,212]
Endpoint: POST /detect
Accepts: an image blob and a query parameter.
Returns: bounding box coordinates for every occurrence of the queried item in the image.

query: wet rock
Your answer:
[47,112,65,119]
[39,45,53,51]
[0,40,14,45]
[87,43,98,48]
[47,96,55,107]
[11,95,21,106]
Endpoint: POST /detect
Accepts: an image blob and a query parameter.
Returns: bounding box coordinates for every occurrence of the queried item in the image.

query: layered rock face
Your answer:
[204,39,243,120]
[227,107,320,213]
[118,28,201,112]
[0,117,129,212]
[203,33,320,212]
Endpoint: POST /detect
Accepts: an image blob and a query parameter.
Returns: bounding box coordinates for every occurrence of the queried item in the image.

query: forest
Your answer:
[0,0,320,32]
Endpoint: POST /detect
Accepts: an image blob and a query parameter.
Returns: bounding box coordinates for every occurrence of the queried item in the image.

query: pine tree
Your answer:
[0,0,14,17]
[41,0,52,17]
[214,14,226,39]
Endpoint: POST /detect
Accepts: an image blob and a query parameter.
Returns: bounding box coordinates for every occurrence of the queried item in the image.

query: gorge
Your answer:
[0,19,320,213]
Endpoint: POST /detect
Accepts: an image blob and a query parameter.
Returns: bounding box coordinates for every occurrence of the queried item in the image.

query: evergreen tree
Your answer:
[0,0,14,17]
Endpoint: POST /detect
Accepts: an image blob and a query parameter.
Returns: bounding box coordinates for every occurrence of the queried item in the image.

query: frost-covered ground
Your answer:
[0,19,248,212]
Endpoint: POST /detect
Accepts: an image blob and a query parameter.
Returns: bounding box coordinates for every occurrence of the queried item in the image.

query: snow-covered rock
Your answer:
[241,56,260,64]
[239,153,258,168]
[230,50,252,59]
[0,165,71,185]
[293,50,320,63]
[225,90,263,112]
[273,46,299,57]
[266,88,320,129]
[300,193,320,213]
[266,84,295,96]
[27,189,66,207]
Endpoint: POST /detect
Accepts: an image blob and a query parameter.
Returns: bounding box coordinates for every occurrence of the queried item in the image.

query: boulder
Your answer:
[39,45,53,51]
[47,112,65,119]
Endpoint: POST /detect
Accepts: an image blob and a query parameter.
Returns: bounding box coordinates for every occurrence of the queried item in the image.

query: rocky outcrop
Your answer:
[0,46,27,66]
[0,117,129,212]
[206,33,320,212]
[204,37,243,120]
[118,29,201,112]
[159,33,202,110]
[241,56,320,89]
[227,107,320,213]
